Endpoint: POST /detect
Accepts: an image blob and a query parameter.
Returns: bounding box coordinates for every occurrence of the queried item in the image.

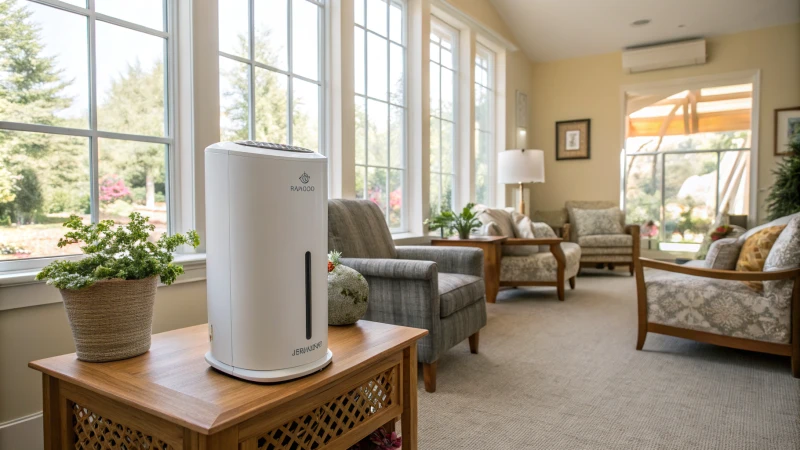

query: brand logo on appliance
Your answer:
[291,172,315,192]
[292,341,322,356]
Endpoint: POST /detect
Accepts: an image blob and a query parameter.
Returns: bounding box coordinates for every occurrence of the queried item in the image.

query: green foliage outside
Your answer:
[766,133,800,220]
[36,213,199,290]
[425,203,482,239]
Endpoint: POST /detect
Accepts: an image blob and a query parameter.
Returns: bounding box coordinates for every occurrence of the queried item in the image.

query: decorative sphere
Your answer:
[327,265,369,325]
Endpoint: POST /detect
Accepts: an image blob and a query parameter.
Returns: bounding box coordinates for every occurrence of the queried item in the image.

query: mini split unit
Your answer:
[622,39,707,73]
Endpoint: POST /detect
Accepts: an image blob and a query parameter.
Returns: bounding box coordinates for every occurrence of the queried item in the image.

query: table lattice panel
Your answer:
[71,402,174,450]
[255,365,398,450]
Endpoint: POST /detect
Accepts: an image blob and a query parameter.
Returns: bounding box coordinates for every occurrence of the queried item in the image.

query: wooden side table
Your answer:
[431,236,506,303]
[30,321,427,450]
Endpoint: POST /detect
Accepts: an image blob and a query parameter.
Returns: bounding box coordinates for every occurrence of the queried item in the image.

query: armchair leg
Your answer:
[468,332,480,354]
[568,276,576,290]
[636,326,647,350]
[423,362,437,393]
[792,356,799,379]
[629,264,634,276]
[557,282,565,301]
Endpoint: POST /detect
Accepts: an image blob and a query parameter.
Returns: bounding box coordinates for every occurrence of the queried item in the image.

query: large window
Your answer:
[429,19,458,215]
[218,0,324,153]
[0,0,173,261]
[624,82,753,253]
[474,44,494,205]
[354,0,406,231]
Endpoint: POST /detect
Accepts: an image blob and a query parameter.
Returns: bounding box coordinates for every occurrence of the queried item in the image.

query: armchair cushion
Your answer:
[577,234,632,248]
[328,199,397,259]
[764,216,800,300]
[572,207,624,236]
[645,271,790,343]
[704,238,742,270]
[500,242,581,282]
[438,273,485,317]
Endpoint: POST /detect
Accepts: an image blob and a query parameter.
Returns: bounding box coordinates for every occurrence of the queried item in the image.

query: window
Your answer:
[354,0,406,231]
[0,0,173,261]
[429,19,457,215]
[474,44,494,205]
[623,83,753,253]
[218,0,324,153]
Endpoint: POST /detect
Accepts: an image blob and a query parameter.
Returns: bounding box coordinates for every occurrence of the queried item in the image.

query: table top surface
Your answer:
[430,235,507,243]
[29,321,427,435]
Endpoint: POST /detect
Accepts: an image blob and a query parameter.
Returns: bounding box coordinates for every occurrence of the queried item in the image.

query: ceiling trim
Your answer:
[431,0,518,52]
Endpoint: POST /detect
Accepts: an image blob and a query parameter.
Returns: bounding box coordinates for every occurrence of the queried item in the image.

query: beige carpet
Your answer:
[417,271,800,449]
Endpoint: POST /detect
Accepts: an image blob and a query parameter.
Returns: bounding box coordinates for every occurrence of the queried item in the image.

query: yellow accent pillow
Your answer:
[735,225,786,290]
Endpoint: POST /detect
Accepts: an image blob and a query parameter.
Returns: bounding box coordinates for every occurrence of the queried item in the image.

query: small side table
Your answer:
[431,236,506,303]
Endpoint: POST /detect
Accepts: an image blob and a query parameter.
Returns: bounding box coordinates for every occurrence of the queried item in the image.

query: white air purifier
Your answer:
[204,141,332,383]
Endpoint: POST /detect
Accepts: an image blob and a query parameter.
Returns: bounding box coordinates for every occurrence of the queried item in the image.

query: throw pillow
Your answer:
[735,225,787,290]
[703,238,742,270]
[763,216,800,299]
[572,207,624,236]
[475,208,516,239]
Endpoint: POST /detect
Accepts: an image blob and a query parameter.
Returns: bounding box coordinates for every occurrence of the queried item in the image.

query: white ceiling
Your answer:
[489,0,800,62]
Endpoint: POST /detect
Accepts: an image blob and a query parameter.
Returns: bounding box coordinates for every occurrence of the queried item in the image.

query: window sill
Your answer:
[0,253,207,311]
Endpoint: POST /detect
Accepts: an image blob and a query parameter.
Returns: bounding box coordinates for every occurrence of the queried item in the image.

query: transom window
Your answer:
[218,0,324,153]
[429,18,458,215]
[354,0,407,231]
[474,44,494,205]
[0,0,173,261]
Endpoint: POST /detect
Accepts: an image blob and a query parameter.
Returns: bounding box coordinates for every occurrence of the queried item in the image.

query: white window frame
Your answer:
[428,16,458,215]
[353,0,408,232]
[473,42,494,205]
[0,0,178,273]
[620,70,762,241]
[218,0,326,154]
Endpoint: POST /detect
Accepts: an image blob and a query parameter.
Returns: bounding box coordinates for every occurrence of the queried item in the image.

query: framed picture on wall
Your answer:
[775,106,800,155]
[556,119,591,160]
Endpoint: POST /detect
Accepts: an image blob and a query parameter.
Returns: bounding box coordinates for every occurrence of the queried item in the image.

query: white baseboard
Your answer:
[0,413,43,450]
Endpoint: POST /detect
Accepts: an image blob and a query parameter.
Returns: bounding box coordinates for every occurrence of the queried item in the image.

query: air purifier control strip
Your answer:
[305,251,312,340]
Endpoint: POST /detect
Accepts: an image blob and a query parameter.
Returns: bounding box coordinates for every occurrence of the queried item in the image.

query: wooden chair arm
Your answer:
[639,258,800,281]
[504,238,563,246]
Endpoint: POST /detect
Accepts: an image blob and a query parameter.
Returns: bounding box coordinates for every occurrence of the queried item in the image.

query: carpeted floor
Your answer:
[417,270,800,449]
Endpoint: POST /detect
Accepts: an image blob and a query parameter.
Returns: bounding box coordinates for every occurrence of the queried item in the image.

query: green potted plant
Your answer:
[36,213,199,362]
[766,133,800,220]
[425,203,482,239]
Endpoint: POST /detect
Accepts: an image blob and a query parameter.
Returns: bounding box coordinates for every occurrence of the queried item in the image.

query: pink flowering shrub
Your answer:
[99,175,131,203]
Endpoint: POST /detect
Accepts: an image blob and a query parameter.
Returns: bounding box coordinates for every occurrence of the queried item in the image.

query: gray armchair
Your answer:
[328,199,487,392]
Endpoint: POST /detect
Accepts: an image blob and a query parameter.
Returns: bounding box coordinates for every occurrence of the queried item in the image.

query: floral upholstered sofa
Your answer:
[636,213,800,377]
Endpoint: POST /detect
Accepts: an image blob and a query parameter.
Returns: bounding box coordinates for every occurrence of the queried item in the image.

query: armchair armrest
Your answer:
[625,224,640,236]
[340,257,436,281]
[638,258,800,281]
[504,238,562,245]
[562,223,571,241]
[395,246,483,277]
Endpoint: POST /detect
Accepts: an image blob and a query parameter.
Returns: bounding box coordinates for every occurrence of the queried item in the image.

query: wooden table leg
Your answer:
[483,243,500,303]
[42,374,62,450]
[401,345,418,449]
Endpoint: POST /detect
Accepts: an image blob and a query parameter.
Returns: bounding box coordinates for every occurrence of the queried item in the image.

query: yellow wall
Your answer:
[0,282,207,423]
[527,23,800,222]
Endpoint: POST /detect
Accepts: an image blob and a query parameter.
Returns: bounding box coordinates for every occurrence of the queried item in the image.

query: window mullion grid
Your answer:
[384,4,390,218]
[287,0,294,145]
[87,0,100,224]
[248,0,256,140]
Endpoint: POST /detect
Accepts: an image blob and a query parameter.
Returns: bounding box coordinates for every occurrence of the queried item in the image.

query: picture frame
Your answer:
[556,119,591,160]
[774,106,800,155]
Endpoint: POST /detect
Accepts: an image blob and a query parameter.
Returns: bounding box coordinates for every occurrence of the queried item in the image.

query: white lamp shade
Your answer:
[497,149,545,184]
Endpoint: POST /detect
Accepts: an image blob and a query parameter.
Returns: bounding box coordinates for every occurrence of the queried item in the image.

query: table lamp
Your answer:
[497,149,545,214]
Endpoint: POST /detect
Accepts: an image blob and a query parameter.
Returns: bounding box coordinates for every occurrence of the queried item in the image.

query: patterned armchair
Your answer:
[328,199,487,392]
[636,214,800,377]
[474,207,581,301]
[564,201,640,276]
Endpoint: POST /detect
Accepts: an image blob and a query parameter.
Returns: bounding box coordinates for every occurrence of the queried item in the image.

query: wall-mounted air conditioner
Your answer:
[622,39,706,74]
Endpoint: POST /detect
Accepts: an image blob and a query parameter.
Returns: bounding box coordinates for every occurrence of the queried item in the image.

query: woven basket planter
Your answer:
[59,277,158,362]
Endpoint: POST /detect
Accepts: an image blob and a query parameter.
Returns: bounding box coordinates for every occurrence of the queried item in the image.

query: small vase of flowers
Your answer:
[36,213,199,362]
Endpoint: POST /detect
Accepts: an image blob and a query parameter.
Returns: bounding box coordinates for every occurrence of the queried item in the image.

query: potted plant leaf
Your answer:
[36,213,199,362]
[425,203,482,239]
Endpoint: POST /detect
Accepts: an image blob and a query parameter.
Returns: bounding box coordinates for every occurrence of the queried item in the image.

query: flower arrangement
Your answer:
[710,225,734,241]
[328,250,342,273]
[425,202,482,239]
[349,428,402,450]
[36,212,200,290]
